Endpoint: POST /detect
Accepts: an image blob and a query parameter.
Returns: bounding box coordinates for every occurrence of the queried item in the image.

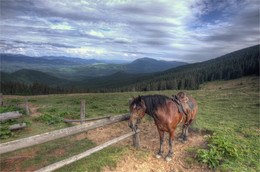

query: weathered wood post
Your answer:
[80,100,85,124]
[0,93,2,105]
[25,96,30,115]
[129,97,140,149]
[133,130,140,149]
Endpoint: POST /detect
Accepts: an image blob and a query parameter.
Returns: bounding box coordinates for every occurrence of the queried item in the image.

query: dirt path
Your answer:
[87,120,209,172]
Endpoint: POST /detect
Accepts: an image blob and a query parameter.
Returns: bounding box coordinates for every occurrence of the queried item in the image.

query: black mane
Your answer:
[131,94,170,119]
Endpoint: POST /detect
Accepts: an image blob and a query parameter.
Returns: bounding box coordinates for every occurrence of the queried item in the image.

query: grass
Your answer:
[1,76,259,171]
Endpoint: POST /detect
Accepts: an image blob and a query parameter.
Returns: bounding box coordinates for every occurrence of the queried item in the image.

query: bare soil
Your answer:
[0,147,40,172]
[87,120,209,172]
[29,103,45,117]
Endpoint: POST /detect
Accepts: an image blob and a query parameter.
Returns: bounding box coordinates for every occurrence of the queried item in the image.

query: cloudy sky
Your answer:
[0,0,259,62]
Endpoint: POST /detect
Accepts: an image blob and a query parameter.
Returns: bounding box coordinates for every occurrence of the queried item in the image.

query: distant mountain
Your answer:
[1,54,101,66]
[72,57,188,78]
[0,54,187,78]
[0,56,187,88]
[124,57,188,73]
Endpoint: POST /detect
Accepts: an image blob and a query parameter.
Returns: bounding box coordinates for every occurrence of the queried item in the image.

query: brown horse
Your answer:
[128,93,198,162]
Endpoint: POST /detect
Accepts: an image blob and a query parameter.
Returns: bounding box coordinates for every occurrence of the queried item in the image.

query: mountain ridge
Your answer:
[1,44,259,94]
[1,54,187,79]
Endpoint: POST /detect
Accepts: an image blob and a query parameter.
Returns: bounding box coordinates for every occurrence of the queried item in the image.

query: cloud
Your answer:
[0,0,259,61]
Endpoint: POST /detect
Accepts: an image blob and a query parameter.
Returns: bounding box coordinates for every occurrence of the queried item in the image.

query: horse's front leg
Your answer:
[155,130,164,159]
[165,130,175,162]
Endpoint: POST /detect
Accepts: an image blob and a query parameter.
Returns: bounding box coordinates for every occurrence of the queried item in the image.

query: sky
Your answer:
[0,0,259,62]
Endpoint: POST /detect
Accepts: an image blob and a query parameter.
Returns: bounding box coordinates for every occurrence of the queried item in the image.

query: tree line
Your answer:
[0,81,84,95]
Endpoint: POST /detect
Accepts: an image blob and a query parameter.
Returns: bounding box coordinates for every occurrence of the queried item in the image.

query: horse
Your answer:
[128,93,198,162]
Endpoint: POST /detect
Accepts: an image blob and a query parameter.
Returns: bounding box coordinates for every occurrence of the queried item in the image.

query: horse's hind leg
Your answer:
[182,125,189,143]
[177,125,185,140]
[155,130,164,159]
[165,130,175,162]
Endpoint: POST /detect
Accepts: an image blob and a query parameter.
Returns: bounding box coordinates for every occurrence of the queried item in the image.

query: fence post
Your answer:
[25,96,30,115]
[133,131,140,149]
[80,100,85,124]
[129,97,140,149]
[0,93,2,105]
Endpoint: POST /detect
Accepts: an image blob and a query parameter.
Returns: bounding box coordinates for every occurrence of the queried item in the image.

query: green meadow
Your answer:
[0,76,259,171]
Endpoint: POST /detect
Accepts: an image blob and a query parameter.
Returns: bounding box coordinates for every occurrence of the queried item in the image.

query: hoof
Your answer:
[165,156,172,162]
[177,135,183,141]
[182,138,188,144]
[155,154,162,159]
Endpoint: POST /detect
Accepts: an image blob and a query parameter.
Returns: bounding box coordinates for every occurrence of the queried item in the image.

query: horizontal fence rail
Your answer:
[64,115,111,123]
[35,130,139,172]
[0,123,26,130]
[0,111,23,122]
[0,113,130,155]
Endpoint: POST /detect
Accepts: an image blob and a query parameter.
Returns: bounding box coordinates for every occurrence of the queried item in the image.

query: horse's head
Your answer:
[128,96,146,132]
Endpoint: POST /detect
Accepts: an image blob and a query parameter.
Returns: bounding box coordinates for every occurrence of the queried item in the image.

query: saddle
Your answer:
[172,92,193,125]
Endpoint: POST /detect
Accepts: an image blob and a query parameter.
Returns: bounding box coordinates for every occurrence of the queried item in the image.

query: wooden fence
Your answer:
[0,113,139,171]
[35,130,139,172]
[0,95,138,171]
[0,93,30,115]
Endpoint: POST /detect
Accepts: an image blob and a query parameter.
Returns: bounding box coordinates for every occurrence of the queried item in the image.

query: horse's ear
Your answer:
[138,96,142,101]
[132,96,135,100]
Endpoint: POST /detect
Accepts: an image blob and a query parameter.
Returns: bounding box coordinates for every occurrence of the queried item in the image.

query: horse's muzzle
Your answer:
[128,121,138,132]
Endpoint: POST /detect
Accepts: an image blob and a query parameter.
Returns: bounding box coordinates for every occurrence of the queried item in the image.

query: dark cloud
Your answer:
[0,0,259,61]
[203,6,259,43]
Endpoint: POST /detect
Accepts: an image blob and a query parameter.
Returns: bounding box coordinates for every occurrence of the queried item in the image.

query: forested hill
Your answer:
[116,44,259,92]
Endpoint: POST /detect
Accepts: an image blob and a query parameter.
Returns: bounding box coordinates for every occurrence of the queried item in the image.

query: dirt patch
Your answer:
[0,147,40,172]
[76,133,89,141]
[87,120,209,171]
[29,104,46,117]
[48,148,66,156]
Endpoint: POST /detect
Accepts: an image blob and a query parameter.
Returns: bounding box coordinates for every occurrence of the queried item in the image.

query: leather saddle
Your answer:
[172,92,193,125]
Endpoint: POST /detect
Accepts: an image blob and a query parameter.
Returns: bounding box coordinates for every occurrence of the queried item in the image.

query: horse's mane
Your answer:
[131,94,169,119]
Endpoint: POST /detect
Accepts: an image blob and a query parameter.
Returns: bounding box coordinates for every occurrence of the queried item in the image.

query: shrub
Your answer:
[0,125,13,139]
[195,134,238,168]
[34,113,63,125]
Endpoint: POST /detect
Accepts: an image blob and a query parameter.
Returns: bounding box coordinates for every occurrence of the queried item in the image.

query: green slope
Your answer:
[2,69,70,87]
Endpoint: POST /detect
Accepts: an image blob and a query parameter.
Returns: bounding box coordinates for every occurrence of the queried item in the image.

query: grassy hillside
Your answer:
[1,76,259,171]
[1,69,70,87]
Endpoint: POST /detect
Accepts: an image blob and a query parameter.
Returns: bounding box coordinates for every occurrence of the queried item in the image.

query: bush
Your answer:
[0,125,13,139]
[34,113,63,125]
[195,134,238,168]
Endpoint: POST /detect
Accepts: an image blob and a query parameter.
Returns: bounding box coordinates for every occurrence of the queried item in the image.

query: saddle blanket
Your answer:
[175,99,195,114]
